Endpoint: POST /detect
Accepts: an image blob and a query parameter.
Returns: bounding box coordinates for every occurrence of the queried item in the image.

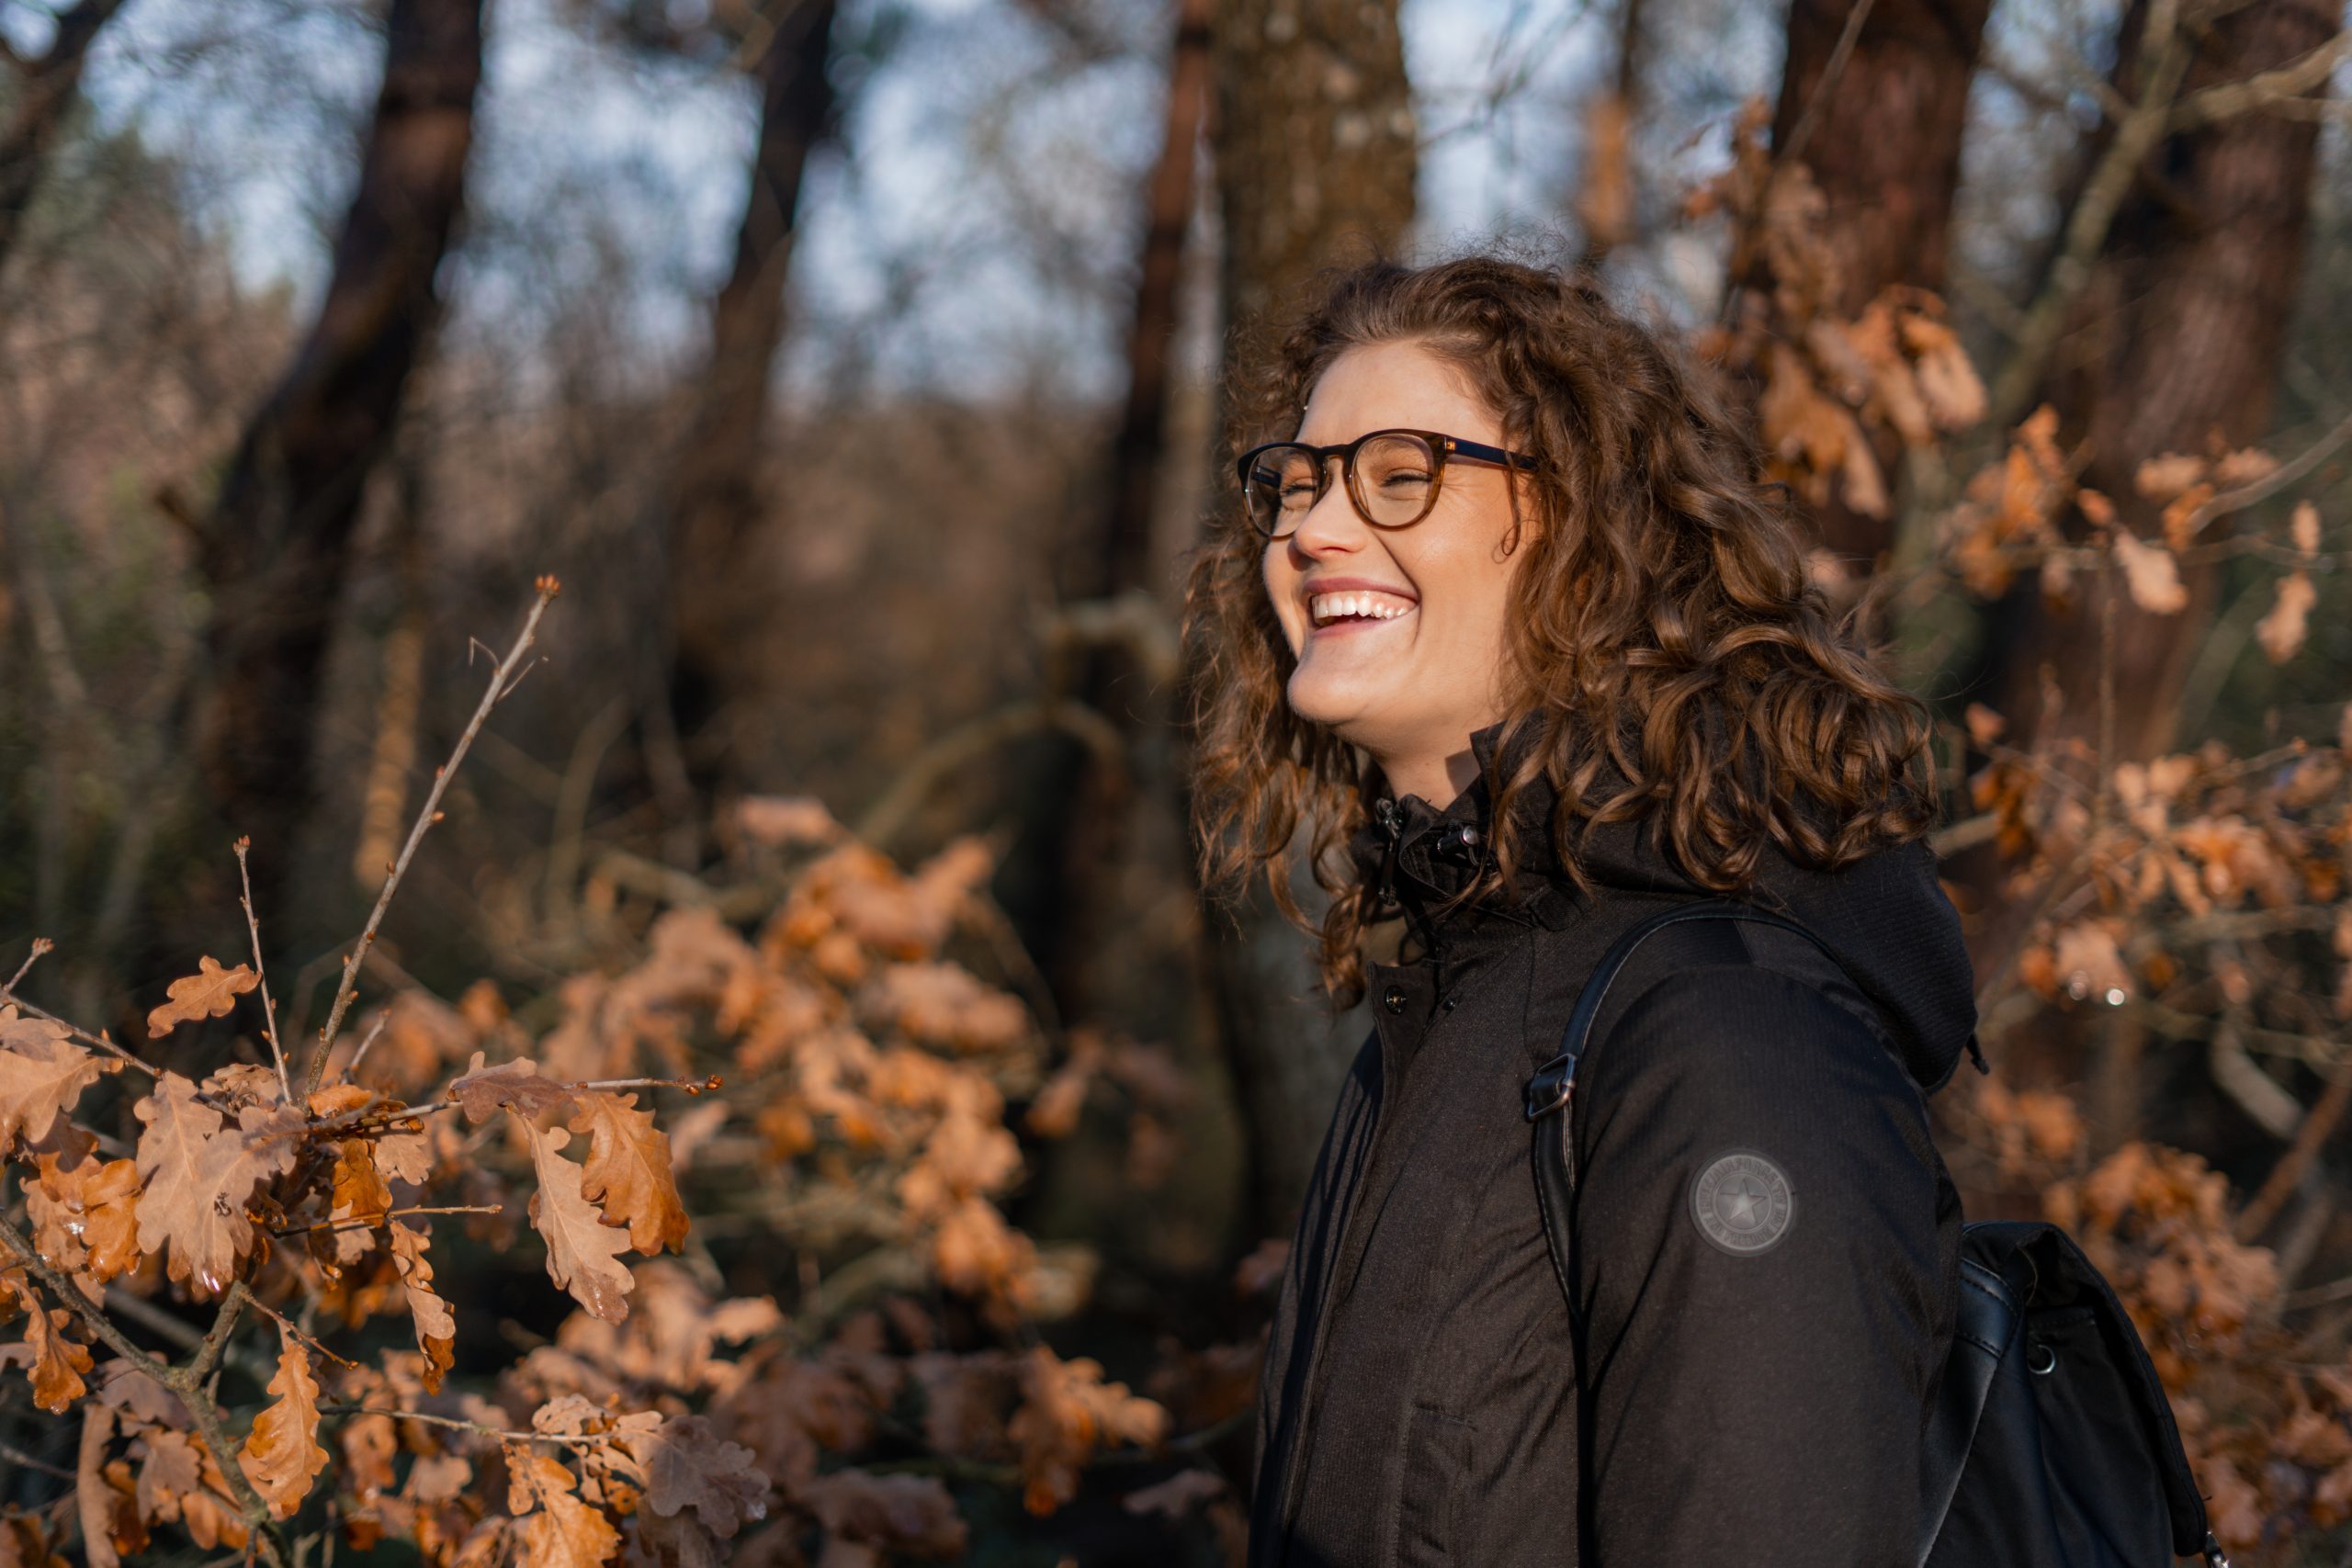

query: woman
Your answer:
[1182,253,1980,1567]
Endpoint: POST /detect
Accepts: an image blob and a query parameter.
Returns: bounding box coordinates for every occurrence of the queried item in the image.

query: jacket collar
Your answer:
[1347,718,1579,954]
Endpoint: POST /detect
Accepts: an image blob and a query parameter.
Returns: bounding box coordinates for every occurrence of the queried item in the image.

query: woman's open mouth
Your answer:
[1307,588,1419,635]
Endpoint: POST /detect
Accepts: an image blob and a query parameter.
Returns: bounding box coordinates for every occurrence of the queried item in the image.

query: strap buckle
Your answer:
[1523,1050,1577,1121]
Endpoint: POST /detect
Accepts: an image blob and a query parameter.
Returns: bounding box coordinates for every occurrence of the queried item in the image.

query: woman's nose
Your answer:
[1285,468,1366,557]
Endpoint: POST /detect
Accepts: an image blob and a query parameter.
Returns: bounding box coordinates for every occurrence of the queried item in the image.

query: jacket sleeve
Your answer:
[1570,962,1951,1567]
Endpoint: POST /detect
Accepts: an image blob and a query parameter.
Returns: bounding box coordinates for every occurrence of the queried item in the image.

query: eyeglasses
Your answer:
[1236,427,1541,539]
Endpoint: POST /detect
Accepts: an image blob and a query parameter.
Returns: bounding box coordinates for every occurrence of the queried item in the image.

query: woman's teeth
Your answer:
[1309,592,1416,626]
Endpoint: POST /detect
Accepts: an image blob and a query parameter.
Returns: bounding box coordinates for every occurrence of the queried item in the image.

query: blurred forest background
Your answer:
[4,0,2352,1561]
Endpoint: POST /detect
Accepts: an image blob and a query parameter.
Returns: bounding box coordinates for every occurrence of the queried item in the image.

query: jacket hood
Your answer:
[1348,717,1983,1095]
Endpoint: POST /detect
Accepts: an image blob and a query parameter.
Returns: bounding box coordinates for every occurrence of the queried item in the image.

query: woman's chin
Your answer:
[1286,677,1401,745]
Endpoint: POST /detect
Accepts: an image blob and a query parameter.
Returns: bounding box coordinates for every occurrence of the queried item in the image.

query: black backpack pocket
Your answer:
[1924,1222,2215,1567]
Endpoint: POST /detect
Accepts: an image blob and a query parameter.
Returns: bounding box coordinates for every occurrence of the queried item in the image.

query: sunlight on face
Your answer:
[1261,338,1527,795]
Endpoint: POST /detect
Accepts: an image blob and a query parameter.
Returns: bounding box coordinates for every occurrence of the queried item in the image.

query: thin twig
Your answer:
[271,1203,502,1239]
[569,1075,723,1095]
[1988,1,2195,427]
[2094,524,2117,840]
[2169,26,2352,130]
[233,838,293,1105]
[2177,404,2352,544]
[239,1292,361,1371]
[0,1438,74,1481]
[0,985,159,1077]
[306,579,560,1096]
[2237,1043,2352,1241]
[1780,0,1878,171]
[311,1403,619,1448]
[345,1009,390,1078]
[6,935,52,992]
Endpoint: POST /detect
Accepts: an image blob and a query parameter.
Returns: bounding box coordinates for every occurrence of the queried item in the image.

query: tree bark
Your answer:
[664,0,838,776]
[1758,0,1994,568]
[1204,0,1416,1234]
[1211,0,1417,337]
[195,0,483,922]
[0,0,127,274]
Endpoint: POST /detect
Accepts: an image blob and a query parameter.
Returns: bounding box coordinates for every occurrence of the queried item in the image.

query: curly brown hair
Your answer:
[1179,250,1940,1010]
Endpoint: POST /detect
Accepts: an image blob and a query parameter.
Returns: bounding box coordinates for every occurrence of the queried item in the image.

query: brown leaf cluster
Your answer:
[0,801,1217,1566]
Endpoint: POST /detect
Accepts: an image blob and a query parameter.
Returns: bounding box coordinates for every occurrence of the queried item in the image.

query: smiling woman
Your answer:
[1179,252,1981,1568]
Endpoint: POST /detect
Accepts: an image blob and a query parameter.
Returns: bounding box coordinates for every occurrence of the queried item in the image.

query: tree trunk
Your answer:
[664,0,838,782]
[1757,0,1994,568]
[0,0,127,274]
[1987,0,2334,769]
[195,0,483,927]
[1204,0,1416,1235]
[1024,0,1211,1023]
[1958,0,2335,1001]
[1211,0,1417,336]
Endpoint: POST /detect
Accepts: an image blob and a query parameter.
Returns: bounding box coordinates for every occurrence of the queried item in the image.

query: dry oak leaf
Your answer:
[568,1091,689,1256]
[134,1429,205,1526]
[507,1447,621,1568]
[2112,531,2189,615]
[326,1138,394,1267]
[28,1143,142,1287]
[388,1220,458,1393]
[796,1470,967,1560]
[1006,1345,1167,1515]
[449,1051,575,1125]
[237,1330,330,1517]
[614,1413,771,1536]
[132,1074,306,1298]
[626,1507,730,1568]
[2257,570,2317,664]
[521,1121,637,1323]
[144,956,257,1039]
[0,1271,93,1412]
[0,1010,122,1155]
[736,794,840,849]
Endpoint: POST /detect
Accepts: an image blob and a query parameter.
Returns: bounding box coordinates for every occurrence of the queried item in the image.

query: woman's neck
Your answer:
[1378,740,1483,807]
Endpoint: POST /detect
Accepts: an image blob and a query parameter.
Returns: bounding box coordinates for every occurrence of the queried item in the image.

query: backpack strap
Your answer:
[1524,899,1844,1328]
[1522,897,1989,1567]
[1921,1255,2018,1564]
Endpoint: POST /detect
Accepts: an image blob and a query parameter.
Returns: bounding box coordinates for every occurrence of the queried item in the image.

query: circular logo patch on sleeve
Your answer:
[1690,1149,1795,1257]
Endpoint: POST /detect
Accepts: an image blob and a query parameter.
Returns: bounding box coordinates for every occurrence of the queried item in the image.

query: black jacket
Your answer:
[1246,719,1979,1568]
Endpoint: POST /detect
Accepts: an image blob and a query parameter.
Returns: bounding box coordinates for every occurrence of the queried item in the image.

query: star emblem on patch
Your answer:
[1690,1149,1796,1256]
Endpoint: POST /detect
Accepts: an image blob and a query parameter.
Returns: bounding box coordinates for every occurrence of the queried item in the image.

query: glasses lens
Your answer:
[1247,446,1323,536]
[1353,434,1438,525]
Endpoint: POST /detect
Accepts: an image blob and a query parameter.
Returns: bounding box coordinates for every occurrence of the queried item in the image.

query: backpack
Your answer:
[1521,897,2229,1567]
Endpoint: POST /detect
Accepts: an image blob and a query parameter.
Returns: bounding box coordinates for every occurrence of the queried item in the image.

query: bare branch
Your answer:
[1989,10,2198,426]
[0,986,158,1079]
[2169,25,2350,130]
[1780,0,1879,170]
[312,1403,622,1448]
[232,838,293,1105]
[2177,404,2352,543]
[5,936,51,993]
[1,1438,74,1482]
[305,579,560,1095]
[272,1202,501,1238]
